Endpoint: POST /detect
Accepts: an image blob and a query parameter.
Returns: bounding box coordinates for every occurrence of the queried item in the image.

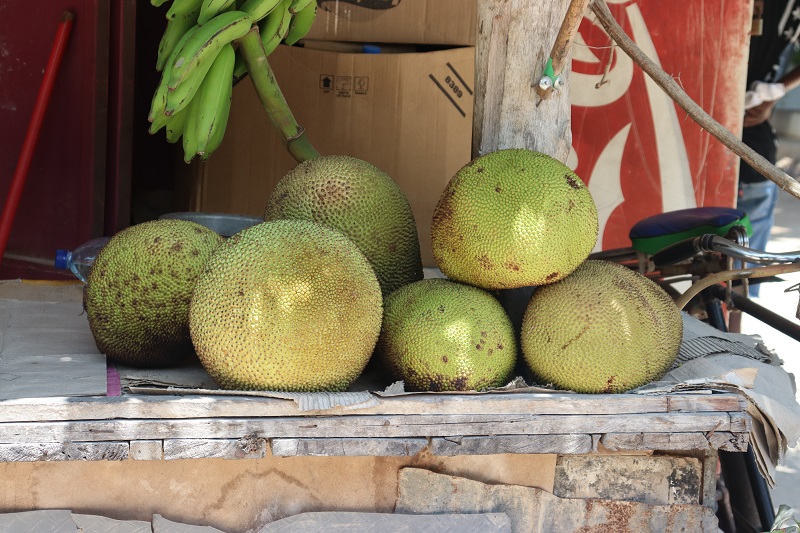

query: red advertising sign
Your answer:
[571,0,752,250]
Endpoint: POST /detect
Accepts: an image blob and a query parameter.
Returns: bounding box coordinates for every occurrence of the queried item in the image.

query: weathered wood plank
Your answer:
[430,434,592,456]
[271,437,428,457]
[728,411,752,433]
[129,440,163,460]
[600,432,750,453]
[0,441,128,462]
[0,412,747,444]
[553,455,702,506]
[473,0,573,160]
[0,392,748,423]
[164,437,267,460]
[701,450,719,508]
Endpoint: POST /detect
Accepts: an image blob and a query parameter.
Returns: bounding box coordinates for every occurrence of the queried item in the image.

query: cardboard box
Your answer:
[305,0,477,46]
[191,44,475,267]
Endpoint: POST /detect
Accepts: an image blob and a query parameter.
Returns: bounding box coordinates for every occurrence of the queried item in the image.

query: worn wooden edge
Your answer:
[600,431,750,453]
[129,440,163,461]
[0,441,129,462]
[431,434,592,456]
[271,437,429,457]
[701,449,720,507]
[0,392,749,423]
[0,433,747,462]
[163,437,268,460]
[0,411,750,445]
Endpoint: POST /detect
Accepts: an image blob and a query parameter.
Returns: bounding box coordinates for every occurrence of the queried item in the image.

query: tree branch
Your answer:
[538,0,591,99]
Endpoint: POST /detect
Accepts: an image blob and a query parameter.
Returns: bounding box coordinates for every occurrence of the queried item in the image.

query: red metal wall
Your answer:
[0,0,134,279]
[571,0,751,251]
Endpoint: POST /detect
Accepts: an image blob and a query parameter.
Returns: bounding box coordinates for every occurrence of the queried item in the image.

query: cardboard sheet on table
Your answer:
[0,297,106,400]
[638,314,800,488]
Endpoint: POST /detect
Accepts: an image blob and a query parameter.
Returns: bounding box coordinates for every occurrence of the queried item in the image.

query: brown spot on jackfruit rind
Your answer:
[561,323,589,350]
[171,241,184,252]
[546,272,560,282]
[477,255,494,270]
[565,174,581,189]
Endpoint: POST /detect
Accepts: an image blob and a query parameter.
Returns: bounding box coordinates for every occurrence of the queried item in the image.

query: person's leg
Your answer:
[736,179,779,297]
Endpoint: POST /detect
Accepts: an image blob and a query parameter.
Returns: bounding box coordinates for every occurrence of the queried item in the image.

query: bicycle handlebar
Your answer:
[652,235,800,268]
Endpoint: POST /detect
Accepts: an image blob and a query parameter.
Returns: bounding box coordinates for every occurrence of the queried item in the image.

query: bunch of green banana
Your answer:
[148,8,251,162]
[148,0,317,162]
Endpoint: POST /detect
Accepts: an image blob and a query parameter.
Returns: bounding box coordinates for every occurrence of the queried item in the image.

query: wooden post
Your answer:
[473,0,574,161]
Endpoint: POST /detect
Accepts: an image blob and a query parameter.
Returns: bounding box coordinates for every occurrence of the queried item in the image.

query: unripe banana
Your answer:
[165,106,189,143]
[156,8,201,71]
[259,0,292,56]
[151,25,198,126]
[148,108,172,135]
[194,43,236,158]
[198,0,236,25]
[155,25,206,117]
[182,96,201,163]
[288,0,313,15]
[239,0,283,22]
[167,10,253,91]
[232,50,248,82]
[283,0,316,46]
[149,76,170,125]
[165,56,216,116]
[166,0,204,20]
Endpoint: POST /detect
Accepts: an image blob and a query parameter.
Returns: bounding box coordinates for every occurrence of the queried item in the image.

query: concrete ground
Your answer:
[737,153,800,514]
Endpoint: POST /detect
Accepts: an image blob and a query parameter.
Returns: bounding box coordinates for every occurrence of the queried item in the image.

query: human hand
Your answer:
[743,99,778,128]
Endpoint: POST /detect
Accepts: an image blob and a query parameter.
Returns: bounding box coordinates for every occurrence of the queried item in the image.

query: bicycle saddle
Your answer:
[629,206,753,255]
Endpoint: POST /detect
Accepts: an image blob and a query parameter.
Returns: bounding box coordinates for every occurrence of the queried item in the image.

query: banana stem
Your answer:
[235,27,320,162]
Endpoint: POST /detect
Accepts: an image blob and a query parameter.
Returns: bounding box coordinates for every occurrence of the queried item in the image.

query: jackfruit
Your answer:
[431,148,599,289]
[84,219,224,367]
[264,155,423,297]
[520,260,682,393]
[189,219,383,391]
[376,278,517,392]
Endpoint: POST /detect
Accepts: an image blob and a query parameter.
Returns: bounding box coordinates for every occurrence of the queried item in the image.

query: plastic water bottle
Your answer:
[54,236,111,283]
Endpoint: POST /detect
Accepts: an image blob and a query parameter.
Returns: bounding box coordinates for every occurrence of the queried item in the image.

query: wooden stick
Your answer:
[552,0,593,75]
[538,0,592,99]
[589,0,800,200]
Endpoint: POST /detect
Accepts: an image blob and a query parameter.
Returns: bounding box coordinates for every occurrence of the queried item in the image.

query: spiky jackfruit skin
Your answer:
[520,260,683,393]
[431,149,599,290]
[376,278,517,392]
[84,219,224,367]
[264,155,423,297]
[189,219,383,392]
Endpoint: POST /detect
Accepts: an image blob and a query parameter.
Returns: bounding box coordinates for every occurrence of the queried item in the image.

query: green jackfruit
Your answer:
[264,155,423,297]
[189,219,383,392]
[84,219,224,367]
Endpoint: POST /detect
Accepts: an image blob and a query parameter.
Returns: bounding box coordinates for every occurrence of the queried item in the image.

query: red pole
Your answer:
[0,11,75,265]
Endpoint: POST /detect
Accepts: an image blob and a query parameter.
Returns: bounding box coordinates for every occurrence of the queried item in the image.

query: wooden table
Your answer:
[0,280,752,530]
[0,390,749,463]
